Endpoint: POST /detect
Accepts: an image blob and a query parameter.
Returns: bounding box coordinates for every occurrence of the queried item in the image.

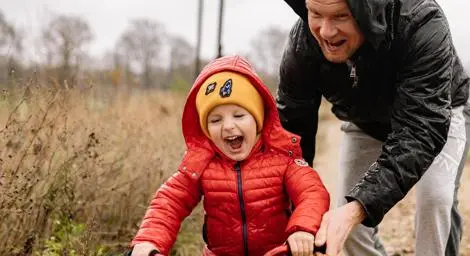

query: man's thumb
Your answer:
[315,212,329,246]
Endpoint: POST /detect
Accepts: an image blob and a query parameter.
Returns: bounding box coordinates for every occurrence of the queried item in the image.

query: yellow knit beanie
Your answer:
[195,71,264,138]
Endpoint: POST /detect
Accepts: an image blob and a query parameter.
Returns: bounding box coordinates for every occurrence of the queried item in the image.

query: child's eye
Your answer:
[234,114,245,118]
[209,118,221,123]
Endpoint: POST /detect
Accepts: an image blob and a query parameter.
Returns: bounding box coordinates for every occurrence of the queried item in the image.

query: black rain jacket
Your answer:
[276,0,470,226]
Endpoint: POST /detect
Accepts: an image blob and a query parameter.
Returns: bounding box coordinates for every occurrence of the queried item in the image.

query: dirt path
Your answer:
[313,118,470,255]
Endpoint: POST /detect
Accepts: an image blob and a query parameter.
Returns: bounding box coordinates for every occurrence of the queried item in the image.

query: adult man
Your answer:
[275,0,470,255]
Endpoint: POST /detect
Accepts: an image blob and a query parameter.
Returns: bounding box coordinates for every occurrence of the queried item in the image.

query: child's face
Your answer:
[207,104,259,161]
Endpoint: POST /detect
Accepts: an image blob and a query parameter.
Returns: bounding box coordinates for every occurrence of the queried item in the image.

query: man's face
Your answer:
[306,0,364,63]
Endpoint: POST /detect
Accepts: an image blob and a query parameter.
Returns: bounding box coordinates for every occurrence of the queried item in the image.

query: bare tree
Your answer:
[164,35,194,90]
[0,10,23,85]
[0,11,22,54]
[114,37,135,87]
[248,26,289,76]
[117,19,165,89]
[42,14,93,86]
[169,35,194,68]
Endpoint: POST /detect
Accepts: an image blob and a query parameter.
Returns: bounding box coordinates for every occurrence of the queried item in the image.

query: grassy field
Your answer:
[0,84,468,255]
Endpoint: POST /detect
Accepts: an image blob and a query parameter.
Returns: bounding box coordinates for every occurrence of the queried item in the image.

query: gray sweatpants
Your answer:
[337,106,467,256]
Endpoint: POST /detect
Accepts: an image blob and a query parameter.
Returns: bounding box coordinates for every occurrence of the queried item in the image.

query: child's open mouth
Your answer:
[225,135,243,150]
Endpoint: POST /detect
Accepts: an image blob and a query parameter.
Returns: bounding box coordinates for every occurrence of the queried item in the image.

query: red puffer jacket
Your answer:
[131,56,330,256]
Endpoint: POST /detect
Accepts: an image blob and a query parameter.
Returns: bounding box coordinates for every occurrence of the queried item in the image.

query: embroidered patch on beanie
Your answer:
[219,79,232,98]
[195,71,264,138]
[205,82,216,95]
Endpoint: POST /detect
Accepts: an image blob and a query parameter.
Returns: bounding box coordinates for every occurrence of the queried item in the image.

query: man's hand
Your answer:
[131,242,160,256]
[287,231,315,256]
[314,200,367,256]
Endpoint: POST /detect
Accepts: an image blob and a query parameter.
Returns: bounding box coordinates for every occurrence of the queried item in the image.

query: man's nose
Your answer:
[319,19,338,40]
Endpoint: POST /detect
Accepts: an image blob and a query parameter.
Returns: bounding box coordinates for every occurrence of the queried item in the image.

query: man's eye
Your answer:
[310,11,322,18]
[335,13,350,20]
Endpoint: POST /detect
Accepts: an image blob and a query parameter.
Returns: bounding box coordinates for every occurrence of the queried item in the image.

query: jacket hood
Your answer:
[346,0,396,51]
[284,0,396,51]
[178,55,302,176]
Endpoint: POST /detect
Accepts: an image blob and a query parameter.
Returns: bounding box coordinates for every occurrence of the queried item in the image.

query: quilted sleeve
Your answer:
[131,170,202,255]
[284,160,330,234]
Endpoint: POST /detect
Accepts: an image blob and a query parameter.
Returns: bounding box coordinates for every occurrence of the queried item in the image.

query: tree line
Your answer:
[0,10,290,91]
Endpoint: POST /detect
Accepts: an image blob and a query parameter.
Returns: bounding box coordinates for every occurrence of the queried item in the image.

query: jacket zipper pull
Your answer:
[347,60,359,88]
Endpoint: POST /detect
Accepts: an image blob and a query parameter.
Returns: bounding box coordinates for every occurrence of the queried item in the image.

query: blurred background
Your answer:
[0,0,303,91]
[0,1,469,255]
[0,0,469,89]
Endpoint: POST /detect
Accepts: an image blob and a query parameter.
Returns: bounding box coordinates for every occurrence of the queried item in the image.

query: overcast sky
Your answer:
[1,0,469,64]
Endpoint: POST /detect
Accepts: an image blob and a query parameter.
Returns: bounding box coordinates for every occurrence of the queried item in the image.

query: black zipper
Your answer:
[235,162,249,256]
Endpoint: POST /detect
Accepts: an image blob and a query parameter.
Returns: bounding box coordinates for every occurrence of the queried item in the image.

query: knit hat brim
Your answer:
[195,71,264,138]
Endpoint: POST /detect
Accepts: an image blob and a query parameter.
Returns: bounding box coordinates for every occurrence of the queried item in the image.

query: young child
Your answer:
[130,55,330,256]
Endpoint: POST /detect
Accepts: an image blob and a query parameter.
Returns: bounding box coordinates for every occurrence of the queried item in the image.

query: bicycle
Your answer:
[125,243,326,256]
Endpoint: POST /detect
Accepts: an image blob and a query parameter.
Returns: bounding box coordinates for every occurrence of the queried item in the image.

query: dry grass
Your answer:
[0,83,200,255]
[0,84,468,255]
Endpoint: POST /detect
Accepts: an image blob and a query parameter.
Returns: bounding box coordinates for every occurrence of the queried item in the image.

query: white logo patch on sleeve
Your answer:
[294,159,309,167]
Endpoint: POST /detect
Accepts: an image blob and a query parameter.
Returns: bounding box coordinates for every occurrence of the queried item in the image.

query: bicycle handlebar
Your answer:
[125,243,327,256]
